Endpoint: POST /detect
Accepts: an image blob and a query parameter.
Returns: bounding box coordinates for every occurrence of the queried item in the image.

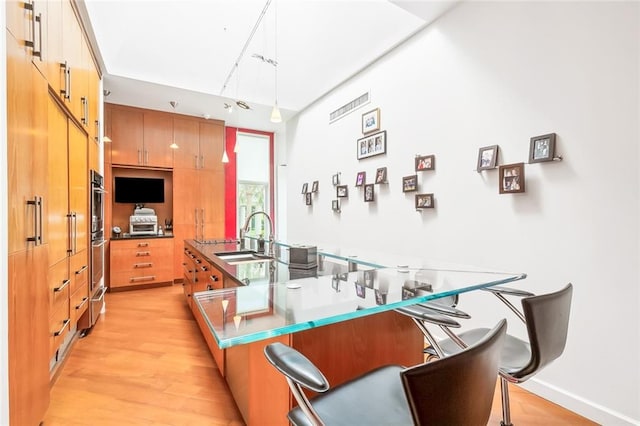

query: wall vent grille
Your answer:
[329,92,370,123]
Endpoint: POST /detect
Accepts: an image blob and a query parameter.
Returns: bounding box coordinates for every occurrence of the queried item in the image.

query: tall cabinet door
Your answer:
[110,105,144,166]
[69,119,88,256]
[48,97,70,265]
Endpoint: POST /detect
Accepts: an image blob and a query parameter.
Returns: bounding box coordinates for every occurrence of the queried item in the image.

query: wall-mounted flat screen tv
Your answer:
[114,177,165,204]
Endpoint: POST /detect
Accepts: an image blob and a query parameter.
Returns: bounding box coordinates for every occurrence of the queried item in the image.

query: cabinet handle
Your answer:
[130,275,155,282]
[60,62,69,99]
[81,97,88,125]
[34,12,43,59]
[75,265,88,275]
[194,155,198,169]
[138,149,142,165]
[94,120,100,142]
[200,155,204,169]
[54,279,70,292]
[67,66,72,100]
[53,319,70,336]
[75,297,89,310]
[23,1,36,51]
[138,242,149,247]
[194,209,198,239]
[134,262,153,268]
[209,275,219,283]
[136,251,150,257]
[26,196,42,245]
[71,212,77,254]
[200,266,208,272]
[145,150,149,165]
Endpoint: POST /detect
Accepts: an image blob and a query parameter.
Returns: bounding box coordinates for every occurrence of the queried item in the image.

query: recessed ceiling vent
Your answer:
[329,92,370,123]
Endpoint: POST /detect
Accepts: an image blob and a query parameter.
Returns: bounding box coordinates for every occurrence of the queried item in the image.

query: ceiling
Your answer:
[80,0,458,132]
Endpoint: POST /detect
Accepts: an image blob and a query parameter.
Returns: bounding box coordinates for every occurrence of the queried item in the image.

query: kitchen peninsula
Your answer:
[183,239,526,425]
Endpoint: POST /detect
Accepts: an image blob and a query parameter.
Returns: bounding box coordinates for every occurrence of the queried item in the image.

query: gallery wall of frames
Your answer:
[298,109,562,214]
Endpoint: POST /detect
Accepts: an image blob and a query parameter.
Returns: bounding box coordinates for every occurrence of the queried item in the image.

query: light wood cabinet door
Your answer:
[173,117,200,169]
[143,111,174,168]
[46,0,64,96]
[110,105,144,166]
[8,247,50,426]
[69,120,88,255]
[200,170,225,237]
[48,96,70,266]
[7,30,49,254]
[61,0,84,121]
[199,122,224,171]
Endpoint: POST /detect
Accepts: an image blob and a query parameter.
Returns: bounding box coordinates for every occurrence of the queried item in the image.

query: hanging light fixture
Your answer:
[221,124,229,163]
[270,0,282,123]
[169,101,179,149]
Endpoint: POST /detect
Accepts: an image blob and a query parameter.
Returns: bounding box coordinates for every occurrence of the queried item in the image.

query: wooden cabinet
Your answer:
[110,238,174,289]
[7,28,51,426]
[108,104,174,168]
[173,119,224,170]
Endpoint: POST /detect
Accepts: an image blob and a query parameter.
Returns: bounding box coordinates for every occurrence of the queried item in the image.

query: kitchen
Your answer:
[3,1,639,426]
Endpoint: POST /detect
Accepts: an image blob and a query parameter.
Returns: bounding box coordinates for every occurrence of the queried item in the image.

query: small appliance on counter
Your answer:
[129,207,158,236]
[288,245,318,270]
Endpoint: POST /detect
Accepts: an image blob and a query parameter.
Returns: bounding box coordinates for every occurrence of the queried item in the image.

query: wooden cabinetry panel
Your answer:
[48,257,70,311]
[173,117,200,169]
[70,249,88,295]
[8,248,50,426]
[70,282,90,327]
[49,298,70,358]
[143,111,174,168]
[69,118,88,255]
[109,105,144,166]
[48,96,70,265]
[199,122,224,171]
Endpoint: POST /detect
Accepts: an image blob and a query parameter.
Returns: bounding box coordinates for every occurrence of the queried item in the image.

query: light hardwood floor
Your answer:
[44,284,597,426]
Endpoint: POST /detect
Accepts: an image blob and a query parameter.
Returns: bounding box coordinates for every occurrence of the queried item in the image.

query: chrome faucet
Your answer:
[240,211,274,256]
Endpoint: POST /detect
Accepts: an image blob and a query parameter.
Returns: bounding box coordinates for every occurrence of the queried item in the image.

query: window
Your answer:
[236,132,272,238]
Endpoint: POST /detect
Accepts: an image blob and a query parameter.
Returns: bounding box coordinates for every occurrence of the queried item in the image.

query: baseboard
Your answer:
[522,378,639,426]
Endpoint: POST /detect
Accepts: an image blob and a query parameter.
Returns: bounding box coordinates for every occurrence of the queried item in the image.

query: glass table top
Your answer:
[193,259,526,349]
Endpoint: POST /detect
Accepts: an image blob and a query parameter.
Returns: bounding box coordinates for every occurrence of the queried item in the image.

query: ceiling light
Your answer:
[236,100,250,110]
[169,101,178,109]
[169,142,179,149]
[221,150,229,163]
[270,104,282,123]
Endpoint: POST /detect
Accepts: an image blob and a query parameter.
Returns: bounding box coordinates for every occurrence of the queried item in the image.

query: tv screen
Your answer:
[114,177,165,204]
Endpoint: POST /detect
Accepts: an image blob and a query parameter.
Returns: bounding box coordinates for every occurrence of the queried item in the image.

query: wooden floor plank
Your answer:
[45,284,596,425]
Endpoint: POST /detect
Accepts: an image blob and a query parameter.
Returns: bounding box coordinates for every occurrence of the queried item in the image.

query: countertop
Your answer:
[110,233,174,241]
[186,239,527,349]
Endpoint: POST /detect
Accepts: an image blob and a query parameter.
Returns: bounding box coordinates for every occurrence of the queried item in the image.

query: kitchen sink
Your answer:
[215,250,273,264]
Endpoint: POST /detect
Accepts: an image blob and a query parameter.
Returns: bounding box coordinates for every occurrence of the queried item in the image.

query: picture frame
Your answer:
[361,108,380,134]
[363,270,375,288]
[529,133,556,163]
[355,171,366,187]
[311,180,319,193]
[415,154,435,171]
[332,199,341,211]
[402,175,417,192]
[357,130,387,160]
[499,162,525,194]
[301,183,308,194]
[305,192,312,205]
[374,289,387,305]
[415,193,434,209]
[476,145,499,171]
[336,185,349,198]
[364,184,375,202]
[332,173,340,185]
[355,282,366,299]
[375,167,387,184]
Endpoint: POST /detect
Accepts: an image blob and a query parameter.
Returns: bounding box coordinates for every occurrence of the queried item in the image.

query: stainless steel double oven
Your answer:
[86,170,107,333]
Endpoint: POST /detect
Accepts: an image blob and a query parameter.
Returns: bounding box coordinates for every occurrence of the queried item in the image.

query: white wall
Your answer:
[282,2,639,424]
[1,5,9,424]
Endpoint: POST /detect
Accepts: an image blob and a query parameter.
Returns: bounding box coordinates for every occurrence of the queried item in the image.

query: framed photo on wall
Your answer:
[357,130,387,160]
[355,171,366,187]
[364,184,375,202]
[529,133,556,163]
[476,145,499,171]
[402,175,417,192]
[362,108,380,134]
[415,154,435,171]
[305,192,312,205]
[499,163,525,194]
[415,193,434,209]
[332,173,340,185]
[311,180,319,192]
[332,199,341,211]
[301,183,308,194]
[375,167,387,184]
[336,185,348,198]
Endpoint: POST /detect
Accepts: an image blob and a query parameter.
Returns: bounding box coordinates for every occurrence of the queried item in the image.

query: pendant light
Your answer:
[270,0,282,123]
[221,119,229,163]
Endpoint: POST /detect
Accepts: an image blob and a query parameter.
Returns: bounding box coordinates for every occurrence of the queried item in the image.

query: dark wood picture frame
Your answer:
[357,130,387,160]
[355,171,366,187]
[415,193,434,209]
[305,192,312,205]
[415,154,435,171]
[476,145,499,171]
[375,167,387,184]
[301,183,308,194]
[402,175,417,192]
[499,162,525,194]
[332,173,340,185]
[332,199,341,211]
[529,133,556,163]
[336,185,348,198]
[364,184,375,202]
[311,180,319,192]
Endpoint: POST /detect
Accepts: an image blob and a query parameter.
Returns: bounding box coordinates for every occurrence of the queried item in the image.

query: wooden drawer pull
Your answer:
[136,251,151,257]
[138,242,149,247]
[134,262,153,268]
[130,275,155,282]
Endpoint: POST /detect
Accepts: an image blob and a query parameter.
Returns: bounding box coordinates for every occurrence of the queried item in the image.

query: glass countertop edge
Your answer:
[195,272,527,349]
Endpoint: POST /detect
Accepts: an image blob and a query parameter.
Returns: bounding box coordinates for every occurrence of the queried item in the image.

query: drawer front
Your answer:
[111,245,174,267]
[70,282,90,327]
[70,250,89,295]
[110,267,174,288]
[111,238,173,250]
[208,263,224,290]
[48,258,70,310]
[49,298,70,358]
